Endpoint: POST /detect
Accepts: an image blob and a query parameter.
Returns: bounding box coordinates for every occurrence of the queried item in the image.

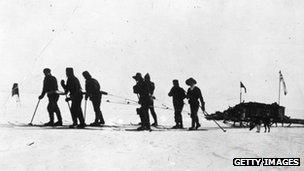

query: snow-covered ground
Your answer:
[0,99,304,171]
[0,122,303,171]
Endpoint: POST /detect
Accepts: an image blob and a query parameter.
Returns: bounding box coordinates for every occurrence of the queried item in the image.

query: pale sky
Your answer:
[1,0,304,118]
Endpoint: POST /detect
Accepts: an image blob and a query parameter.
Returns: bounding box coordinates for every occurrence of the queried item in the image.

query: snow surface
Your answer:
[1,102,304,170]
[0,122,303,171]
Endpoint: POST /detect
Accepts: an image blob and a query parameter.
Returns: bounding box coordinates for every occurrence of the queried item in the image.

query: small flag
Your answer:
[279,71,287,95]
[240,82,247,93]
[12,83,19,97]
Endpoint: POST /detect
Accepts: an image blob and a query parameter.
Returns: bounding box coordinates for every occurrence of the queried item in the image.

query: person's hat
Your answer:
[132,73,142,80]
[43,68,51,74]
[144,73,150,80]
[185,77,197,86]
[66,67,74,73]
[82,71,91,78]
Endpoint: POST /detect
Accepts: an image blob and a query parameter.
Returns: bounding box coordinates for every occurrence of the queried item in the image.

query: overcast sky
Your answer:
[1,0,304,117]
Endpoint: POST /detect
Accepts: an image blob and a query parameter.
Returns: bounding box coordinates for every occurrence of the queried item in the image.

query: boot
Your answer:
[69,123,77,128]
[178,123,184,129]
[151,122,158,127]
[99,116,105,125]
[99,120,105,125]
[44,121,54,126]
[144,125,151,130]
[90,122,100,126]
[172,124,179,129]
[54,121,62,126]
[195,123,201,130]
[189,120,195,130]
[188,127,196,130]
[77,123,86,129]
[136,126,145,131]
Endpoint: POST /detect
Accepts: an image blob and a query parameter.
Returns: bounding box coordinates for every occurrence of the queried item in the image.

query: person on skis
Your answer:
[61,67,86,128]
[82,71,107,126]
[168,79,186,129]
[144,73,158,126]
[133,73,151,130]
[38,68,62,126]
[186,77,205,130]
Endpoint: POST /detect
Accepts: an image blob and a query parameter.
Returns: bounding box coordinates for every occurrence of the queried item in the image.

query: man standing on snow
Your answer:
[168,79,186,129]
[61,67,86,128]
[133,73,151,130]
[186,77,205,130]
[144,73,158,126]
[82,71,107,126]
[38,68,62,126]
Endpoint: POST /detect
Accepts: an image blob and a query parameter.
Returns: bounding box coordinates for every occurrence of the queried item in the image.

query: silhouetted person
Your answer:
[38,68,62,126]
[144,73,158,126]
[61,67,86,128]
[168,80,186,128]
[186,77,205,130]
[82,71,107,126]
[133,73,151,130]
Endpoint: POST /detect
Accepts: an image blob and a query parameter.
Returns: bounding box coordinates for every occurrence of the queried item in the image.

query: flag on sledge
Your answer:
[240,82,247,93]
[279,71,287,95]
[12,83,19,97]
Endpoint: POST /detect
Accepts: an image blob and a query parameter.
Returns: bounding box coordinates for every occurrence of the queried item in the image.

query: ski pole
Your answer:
[203,111,227,132]
[28,99,41,125]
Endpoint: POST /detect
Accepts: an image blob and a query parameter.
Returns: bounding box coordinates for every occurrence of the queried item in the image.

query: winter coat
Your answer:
[85,78,101,98]
[187,86,204,106]
[133,80,150,106]
[40,75,58,98]
[65,76,82,98]
[168,86,186,106]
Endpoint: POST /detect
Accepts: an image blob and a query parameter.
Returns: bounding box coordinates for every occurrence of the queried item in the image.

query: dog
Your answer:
[249,115,271,133]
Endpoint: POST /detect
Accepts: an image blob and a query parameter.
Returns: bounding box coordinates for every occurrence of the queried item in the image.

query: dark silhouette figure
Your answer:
[38,68,62,126]
[249,112,271,133]
[168,80,186,128]
[144,73,158,126]
[12,83,19,97]
[133,73,151,130]
[82,71,107,126]
[186,77,205,130]
[61,67,86,128]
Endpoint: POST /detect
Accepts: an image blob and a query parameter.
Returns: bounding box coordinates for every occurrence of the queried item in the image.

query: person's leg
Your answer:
[149,101,157,125]
[70,101,78,126]
[91,98,100,123]
[136,106,147,130]
[46,100,54,125]
[96,95,105,124]
[142,105,150,129]
[173,106,179,127]
[75,97,85,126]
[52,95,62,125]
[190,104,195,129]
[192,104,200,129]
[150,107,158,125]
[178,104,184,128]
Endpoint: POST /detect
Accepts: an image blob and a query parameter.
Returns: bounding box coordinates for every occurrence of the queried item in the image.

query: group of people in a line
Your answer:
[39,68,205,130]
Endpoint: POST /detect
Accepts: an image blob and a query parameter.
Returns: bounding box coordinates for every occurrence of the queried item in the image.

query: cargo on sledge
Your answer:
[206,102,304,127]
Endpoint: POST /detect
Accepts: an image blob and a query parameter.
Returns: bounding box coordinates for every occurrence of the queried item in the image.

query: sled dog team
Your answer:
[39,67,205,130]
